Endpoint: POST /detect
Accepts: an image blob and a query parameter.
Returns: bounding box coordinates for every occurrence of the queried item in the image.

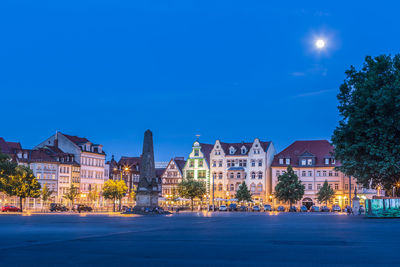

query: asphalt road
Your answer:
[0,212,399,266]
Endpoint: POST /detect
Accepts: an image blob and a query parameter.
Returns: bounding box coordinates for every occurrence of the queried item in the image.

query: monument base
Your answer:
[135,190,159,208]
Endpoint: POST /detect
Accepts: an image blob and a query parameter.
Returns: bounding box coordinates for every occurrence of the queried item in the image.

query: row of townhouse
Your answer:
[160,139,381,208]
[0,132,110,208]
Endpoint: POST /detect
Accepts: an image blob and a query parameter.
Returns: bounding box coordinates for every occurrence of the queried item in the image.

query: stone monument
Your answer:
[134,130,160,210]
[352,187,361,215]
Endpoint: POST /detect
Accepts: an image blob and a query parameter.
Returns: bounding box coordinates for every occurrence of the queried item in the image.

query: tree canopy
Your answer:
[317,180,335,205]
[41,182,54,207]
[63,184,79,208]
[177,179,206,210]
[235,182,252,202]
[103,179,128,212]
[332,55,400,192]
[10,165,41,212]
[274,165,305,208]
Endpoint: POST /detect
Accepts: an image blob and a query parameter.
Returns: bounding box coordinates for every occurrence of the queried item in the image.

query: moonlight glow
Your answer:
[315,39,326,49]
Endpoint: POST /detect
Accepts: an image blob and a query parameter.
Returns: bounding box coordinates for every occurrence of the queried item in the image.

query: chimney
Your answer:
[54,131,59,148]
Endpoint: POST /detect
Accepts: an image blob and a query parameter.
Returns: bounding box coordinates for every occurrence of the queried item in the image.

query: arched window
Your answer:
[250,183,256,192]
[230,172,234,179]
[258,172,263,179]
[218,172,223,179]
[237,172,241,179]
[251,172,256,179]
[257,183,263,192]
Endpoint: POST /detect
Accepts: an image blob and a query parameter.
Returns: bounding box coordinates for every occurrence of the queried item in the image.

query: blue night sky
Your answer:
[1,1,399,161]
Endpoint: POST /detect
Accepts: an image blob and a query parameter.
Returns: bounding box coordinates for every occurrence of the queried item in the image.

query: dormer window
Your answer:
[229,147,235,155]
[285,158,290,165]
[307,159,312,165]
[279,158,284,164]
[194,149,199,157]
[241,146,247,154]
[332,159,335,164]
[325,158,330,165]
[301,159,307,166]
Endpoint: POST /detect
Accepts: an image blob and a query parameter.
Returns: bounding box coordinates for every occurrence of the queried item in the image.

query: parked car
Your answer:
[263,204,273,211]
[300,205,308,212]
[252,205,261,212]
[331,205,341,212]
[289,206,297,212]
[72,204,93,213]
[239,205,247,211]
[342,205,351,212]
[1,206,21,212]
[277,206,285,212]
[229,203,237,211]
[320,206,330,212]
[310,206,320,212]
[219,205,228,211]
[49,203,68,212]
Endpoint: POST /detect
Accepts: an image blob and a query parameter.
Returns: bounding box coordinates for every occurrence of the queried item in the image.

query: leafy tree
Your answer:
[9,166,41,212]
[0,152,17,195]
[317,180,335,205]
[177,179,206,211]
[88,186,99,207]
[63,184,79,208]
[332,55,400,193]
[103,180,128,212]
[235,182,252,202]
[274,165,305,209]
[41,183,54,210]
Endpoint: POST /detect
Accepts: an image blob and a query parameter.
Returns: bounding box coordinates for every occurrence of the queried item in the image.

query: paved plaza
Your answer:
[0,212,399,266]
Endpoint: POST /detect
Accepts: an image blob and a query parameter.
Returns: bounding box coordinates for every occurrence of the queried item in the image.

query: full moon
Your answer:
[315,39,325,49]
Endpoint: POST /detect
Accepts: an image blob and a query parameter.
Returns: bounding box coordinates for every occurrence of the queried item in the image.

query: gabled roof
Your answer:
[6,142,22,151]
[272,140,337,167]
[218,140,271,156]
[174,158,186,172]
[0,137,11,154]
[199,143,214,164]
[62,133,89,144]
[118,156,141,166]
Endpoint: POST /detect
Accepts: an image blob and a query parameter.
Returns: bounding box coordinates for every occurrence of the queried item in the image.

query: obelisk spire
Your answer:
[140,129,156,185]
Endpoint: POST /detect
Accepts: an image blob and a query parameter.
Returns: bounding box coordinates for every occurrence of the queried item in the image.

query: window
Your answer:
[258,160,262,167]
[241,147,246,154]
[325,158,329,164]
[230,184,234,191]
[322,171,327,176]
[276,170,280,177]
[218,173,223,179]
[334,184,339,190]
[198,170,206,178]
[285,158,290,164]
[257,184,263,192]
[212,161,216,167]
[329,171,333,177]
[279,158,284,164]
[218,184,223,191]
[317,184,321,190]
[251,172,256,179]
[219,160,223,167]
[212,172,216,179]
[37,173,41,179]
[243,160,247,167]
[345,184,349,190]
[258,172,263,179]
[308,184,312,190]
[334,172,339,177]
[307,159,312,165]
[308,171,312,177]
[186,171,194,178]
[316,171,321,176]
[231,160,235,167]
[302,171,306,177]
[194,149,199,156]
[229,147,235,155]
[250,183,256,192]
[239,160,243,167]
[189,160,194,167]
[237,172,241,179]
[332,159,336,164]
[251,160,256,167]
[198,160,203,168]
[229,173,234,179]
